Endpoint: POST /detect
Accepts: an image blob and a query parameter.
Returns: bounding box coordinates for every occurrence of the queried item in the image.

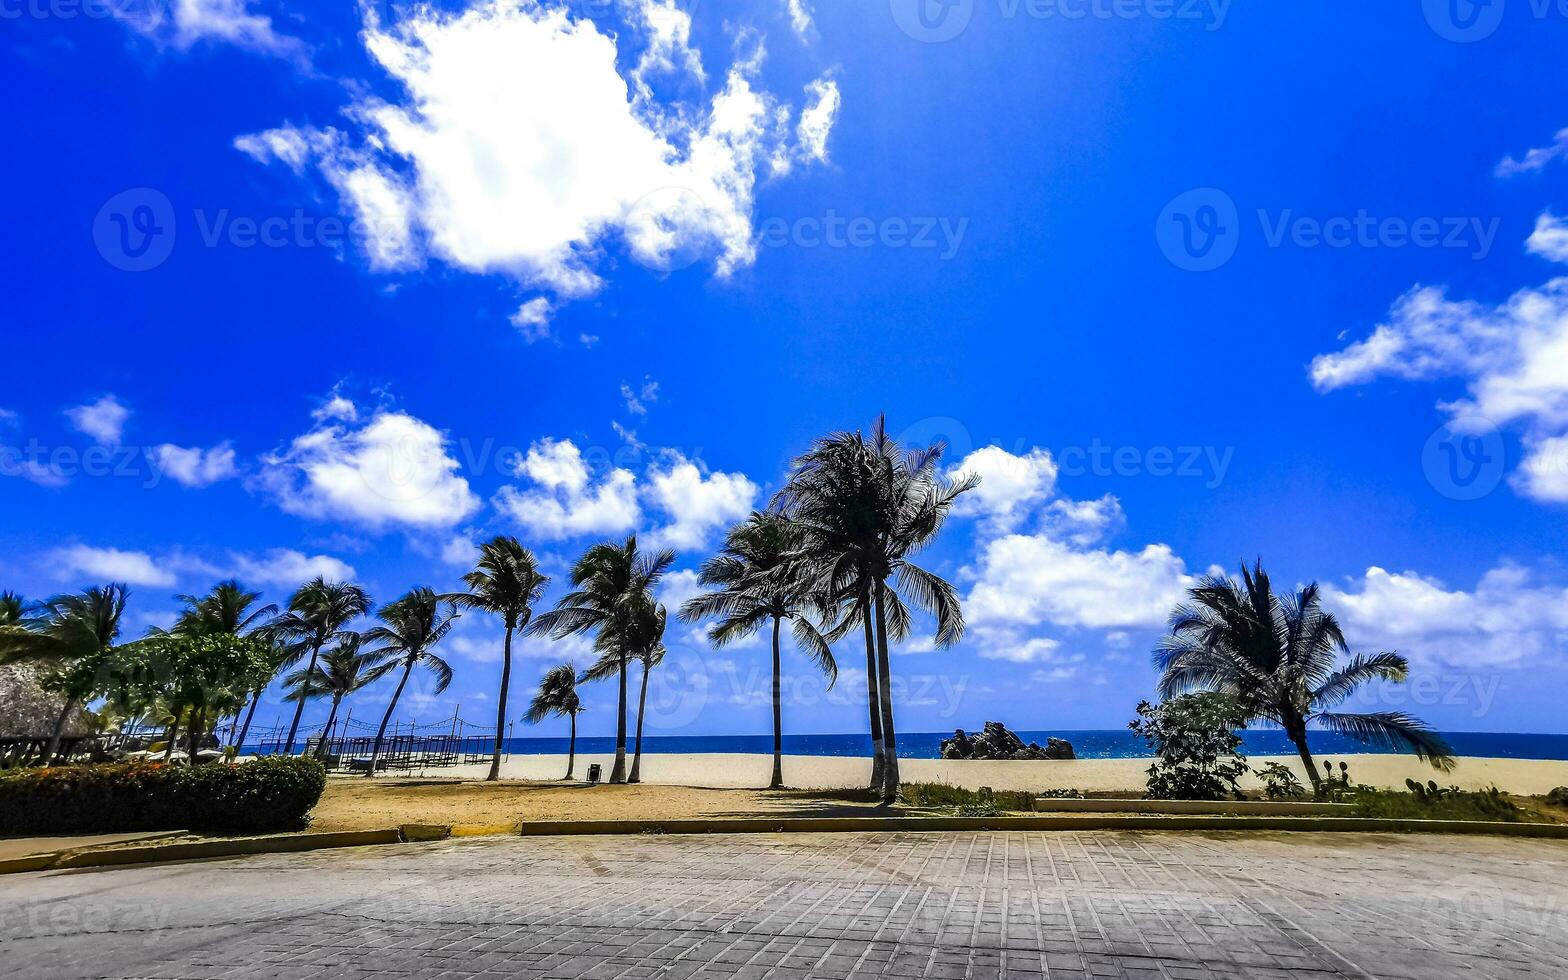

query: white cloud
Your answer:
[236,1,836,321]
[797,75,839,163]
[4,459,68,489]
[1527,212,1568,264]
[1323,564,1568,669]
[119,0,306,61]
[982,636,1061,664]
[966,534,1194,633]
[1513,435,1568,503]
[621,377,660,416]
[1041,493,1125,547]
[510,297,554,342]
[786,0,813,38]
[1497,127,1568,177]
[1311,273,1568,503]
[65,395,130,446]
[950,445,1059,531]
[224,549,356,587]
[644,453,758,550]
[312,393,359,423]
[261,398,480,529]
[53,546,176,588]
[153,443,238,487]
[493,438,641,540]
[0,408,17,426]
[439,533,480,567]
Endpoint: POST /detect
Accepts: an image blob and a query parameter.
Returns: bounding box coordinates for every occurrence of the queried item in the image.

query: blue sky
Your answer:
[4,0,1568,742]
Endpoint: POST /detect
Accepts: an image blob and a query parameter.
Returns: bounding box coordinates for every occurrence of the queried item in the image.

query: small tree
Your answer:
[526,663,583,779]
[1128,694,1250,801]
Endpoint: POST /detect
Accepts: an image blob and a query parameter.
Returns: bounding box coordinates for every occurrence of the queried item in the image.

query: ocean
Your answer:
[387,730,1568,762]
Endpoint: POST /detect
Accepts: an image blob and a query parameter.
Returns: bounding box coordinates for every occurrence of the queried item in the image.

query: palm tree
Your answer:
[170,580,278,749]
[525,663,584,779]
[680,512,837,788]
[587,593,666,784]
[0,591,31,627]
[282,634,375,759]
[271,578,372,754]
[443,537,549,781]
[528,536,674,784]
[0,584,128,764]
[778,417,975,800]
[360,588,456,777]
[1155,560,1456,793]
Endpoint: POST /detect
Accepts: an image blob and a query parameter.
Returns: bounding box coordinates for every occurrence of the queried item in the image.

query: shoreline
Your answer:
[336,752,1568,796]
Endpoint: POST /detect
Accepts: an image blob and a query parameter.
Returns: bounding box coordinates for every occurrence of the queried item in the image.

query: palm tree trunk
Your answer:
[236,688,262,756]
[770,614,784,789]
[1288,722,1323,795]
[566,712,577,780]
[163,710,181,763]
[861,590,884,793]
[488,625,515,781]
[366,660,413,778]
[188,706,206,765]
[609,652,629,783]
[315,694,344,760]
[41,693,79,768]
[629,657,652,783]
[872,579,900,802]
[284,642,322,754]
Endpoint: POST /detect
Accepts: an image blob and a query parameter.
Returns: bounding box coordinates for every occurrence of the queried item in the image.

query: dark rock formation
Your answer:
[940,721,1075,761]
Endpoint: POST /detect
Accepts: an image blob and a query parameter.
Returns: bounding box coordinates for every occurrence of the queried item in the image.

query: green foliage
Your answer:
[1254,761,1307,800]
[897,782,1037,812]
[1129,694,1250,800]
[1350,784,1521,822]
[0,757,327,835]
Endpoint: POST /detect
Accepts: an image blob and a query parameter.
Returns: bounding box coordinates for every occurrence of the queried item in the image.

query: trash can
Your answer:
[586,763,602,783]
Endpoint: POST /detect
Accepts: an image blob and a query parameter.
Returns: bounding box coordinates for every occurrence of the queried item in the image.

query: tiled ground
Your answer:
[3,830,1566,979]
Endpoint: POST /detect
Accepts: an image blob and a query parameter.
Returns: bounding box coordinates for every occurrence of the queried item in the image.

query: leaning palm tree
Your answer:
[282,634,375,759]
[0,584,128,764]
[1155,560,1455,793]
[528,536,674,784]
[525,663,584,779]
[270,578,372,754]
[680,512,837,788]
[778,417,976,800]
[360,588,456,777]
[443,537,549,781]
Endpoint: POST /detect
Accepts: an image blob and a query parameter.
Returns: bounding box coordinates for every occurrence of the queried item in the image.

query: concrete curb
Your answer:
[47,828,404,871]
[508,814,1568,838]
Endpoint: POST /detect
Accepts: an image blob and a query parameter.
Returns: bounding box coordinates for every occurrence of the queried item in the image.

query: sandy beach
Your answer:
[388,752,1568,796]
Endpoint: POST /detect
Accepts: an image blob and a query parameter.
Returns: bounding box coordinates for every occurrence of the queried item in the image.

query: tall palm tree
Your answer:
[282,634,375,760]
[779,417,976,800]
[1155,560,1456,793]
[170,580,278,748]
[0,584,128,764]
[271,578,372,754]
[443,537,549,781]
[360,588,456,777]
[583,593,666,785]
[525,663,584,779]
[680,512,837,788]
[528,536,674,784]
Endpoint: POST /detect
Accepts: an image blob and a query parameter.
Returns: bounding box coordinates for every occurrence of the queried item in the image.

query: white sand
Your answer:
[415,752,1568,796]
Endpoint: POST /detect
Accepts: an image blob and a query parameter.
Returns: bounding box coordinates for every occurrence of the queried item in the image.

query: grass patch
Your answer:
[1348,785,1524,822]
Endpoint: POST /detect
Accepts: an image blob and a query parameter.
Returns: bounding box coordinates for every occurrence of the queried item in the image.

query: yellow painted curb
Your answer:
[508,814,1568,839]
[50,828,404,870]
[0,853,61,875]
[399,824,454,842]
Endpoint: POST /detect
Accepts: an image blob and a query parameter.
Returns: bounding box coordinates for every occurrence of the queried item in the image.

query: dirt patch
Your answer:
[306,777,913,832]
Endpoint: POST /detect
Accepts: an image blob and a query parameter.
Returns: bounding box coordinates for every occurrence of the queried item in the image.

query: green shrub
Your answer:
[897,782,1037,812]
[1129,694,1250,801]
[1349,784,1521,822]
[1255,762,1307,800]
[0,757,326,836]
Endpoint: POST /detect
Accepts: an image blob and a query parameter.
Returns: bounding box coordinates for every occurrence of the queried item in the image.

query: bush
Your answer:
[0,757,326,836]
[1255,761,1307,800]
[1129,694,1250,801]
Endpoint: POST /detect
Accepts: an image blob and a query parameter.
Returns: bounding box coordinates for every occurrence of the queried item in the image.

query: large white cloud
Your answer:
[643,453,758,550]
[949,445,1059,531]
[260,399,480,529]
[493,438,641,540]
[235,0,837,320]
[1323,565,1568,669]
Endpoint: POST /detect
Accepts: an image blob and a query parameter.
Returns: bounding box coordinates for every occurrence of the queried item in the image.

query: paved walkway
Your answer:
[2,830,1565,979]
